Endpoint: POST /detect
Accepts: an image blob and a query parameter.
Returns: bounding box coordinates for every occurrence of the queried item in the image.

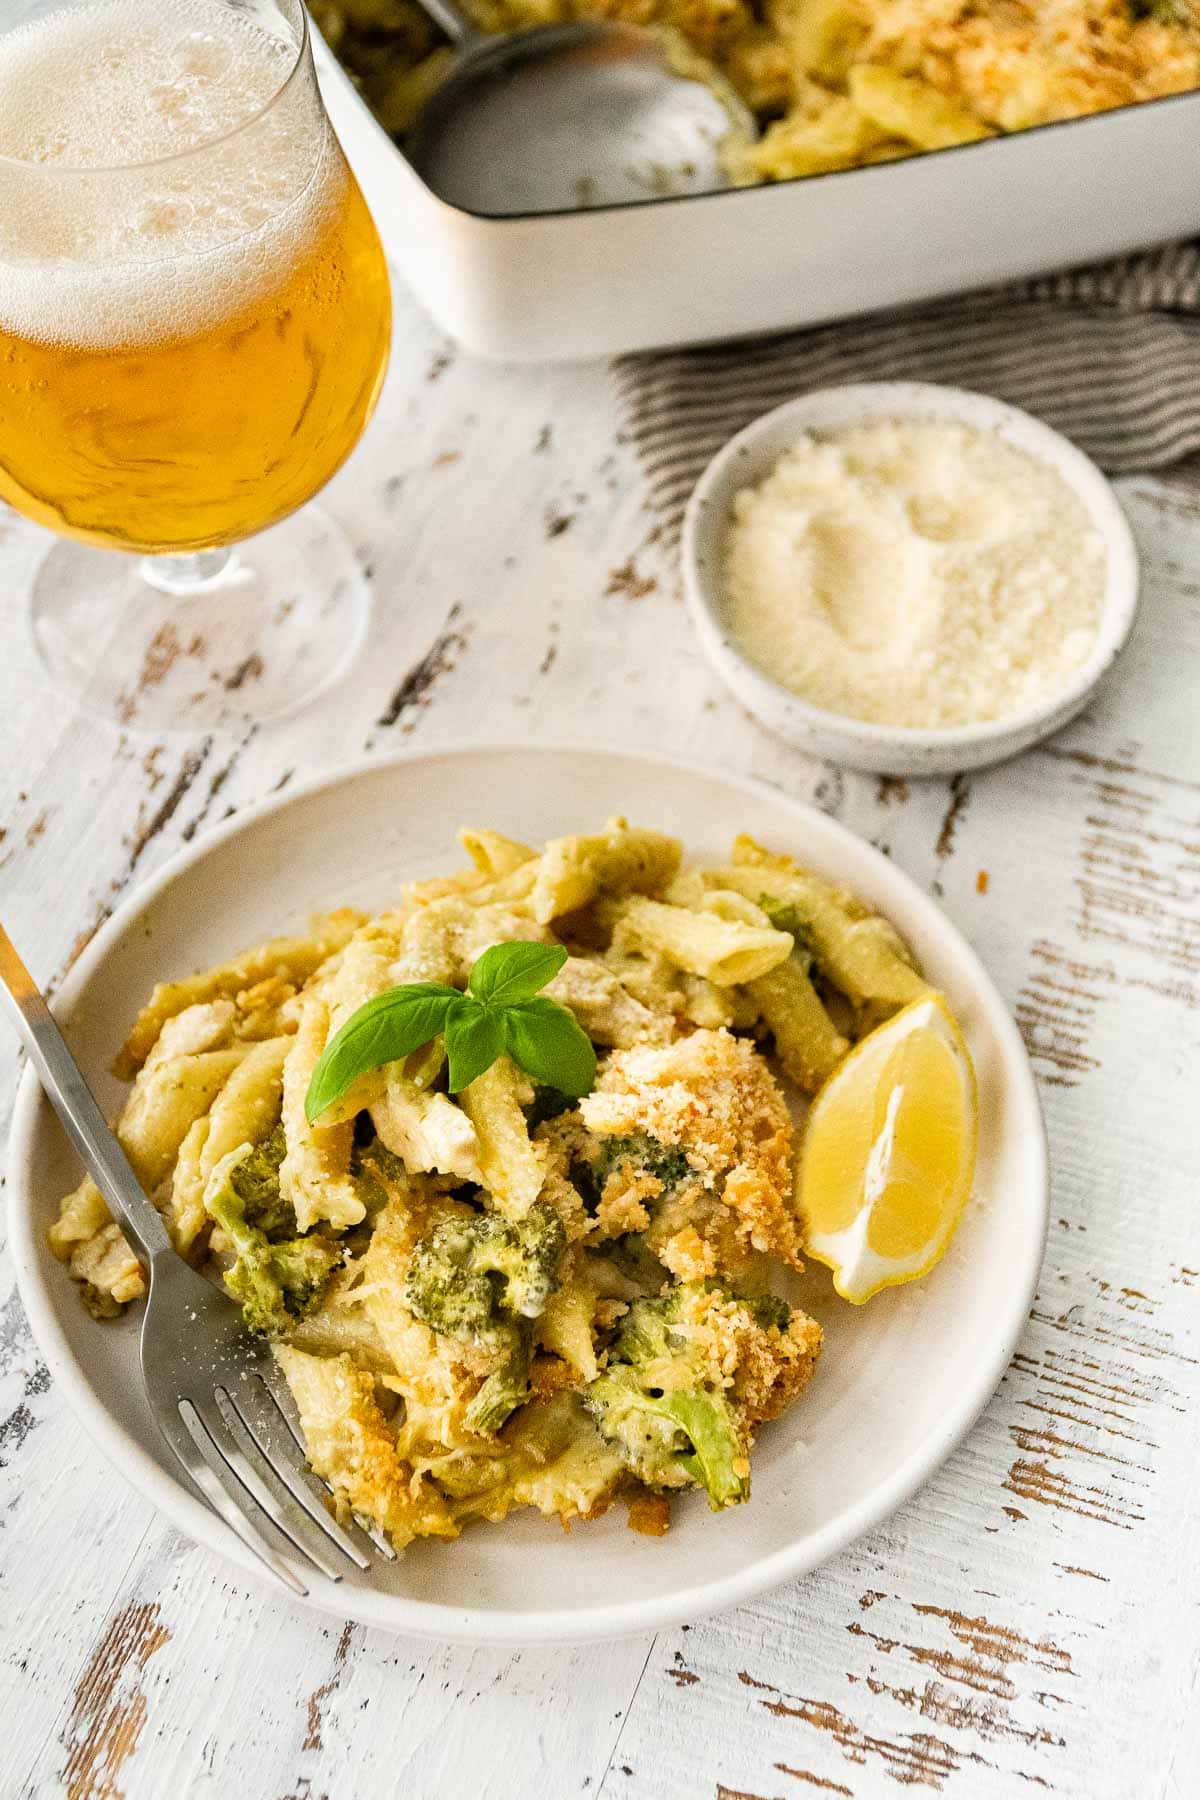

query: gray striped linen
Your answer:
[613,241,1200,540]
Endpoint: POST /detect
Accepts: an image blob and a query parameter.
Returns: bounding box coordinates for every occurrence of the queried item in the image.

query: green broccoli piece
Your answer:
[351,1136,409,1213]
[1132,1,1193,21]
[206,1135,342,1337]
[757,895,817,970]
[525,1085,575,1131]
[464,1332,532,1436]
[744,1291,792,1332]
[404,1202,567,1435]
[220,1124,294,1237]
[582,1285,750,1510]
[223,1234,343,1338]
[594,1132,693,1193]
[405,1201,566,1331]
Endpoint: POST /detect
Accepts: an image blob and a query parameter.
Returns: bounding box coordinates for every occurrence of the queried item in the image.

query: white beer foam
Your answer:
[0,0,341,347]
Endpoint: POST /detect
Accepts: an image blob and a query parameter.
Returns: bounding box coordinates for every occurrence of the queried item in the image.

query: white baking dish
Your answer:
[316,35,1200,363]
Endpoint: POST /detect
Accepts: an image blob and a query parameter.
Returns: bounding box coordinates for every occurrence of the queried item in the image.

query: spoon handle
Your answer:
[0,924,172,1262]
[411,0,478,45]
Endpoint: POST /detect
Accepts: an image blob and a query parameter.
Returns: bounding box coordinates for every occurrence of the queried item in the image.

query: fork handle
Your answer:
[0,925,172,1262]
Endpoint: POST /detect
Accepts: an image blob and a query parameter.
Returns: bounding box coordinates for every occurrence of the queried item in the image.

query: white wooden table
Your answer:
[3,268,1200,1800]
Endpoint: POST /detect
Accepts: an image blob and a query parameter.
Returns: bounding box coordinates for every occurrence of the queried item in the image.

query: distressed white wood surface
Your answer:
[3,269,1200,1800]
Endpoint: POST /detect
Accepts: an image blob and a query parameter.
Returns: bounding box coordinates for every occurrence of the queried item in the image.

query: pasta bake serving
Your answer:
[50,819,976,1549]
[313,0,1200,189]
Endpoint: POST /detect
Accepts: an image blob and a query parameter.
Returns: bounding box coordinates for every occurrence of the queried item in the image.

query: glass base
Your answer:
[30,506,370,733]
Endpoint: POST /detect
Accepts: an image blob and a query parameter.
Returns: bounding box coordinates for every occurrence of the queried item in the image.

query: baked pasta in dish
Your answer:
[51,819,930,1548]
[312,0,1200,189]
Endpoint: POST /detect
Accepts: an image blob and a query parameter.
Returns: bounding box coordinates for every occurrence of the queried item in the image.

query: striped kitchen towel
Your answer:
[614,241,1200,540]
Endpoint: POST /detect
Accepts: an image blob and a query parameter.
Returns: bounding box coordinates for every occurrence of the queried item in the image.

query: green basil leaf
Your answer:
[467,940,568,1007]
[304,983,459,1122]
[444,995,507,1092]
[503,996,597,1099]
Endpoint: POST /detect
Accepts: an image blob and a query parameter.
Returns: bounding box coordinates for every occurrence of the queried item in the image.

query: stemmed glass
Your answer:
[0,0,392,729]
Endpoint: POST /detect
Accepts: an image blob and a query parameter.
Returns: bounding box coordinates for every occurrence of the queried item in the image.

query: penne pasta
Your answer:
[116,909,365,1077]
[459,826,536,878]
[141,998,237,1069]
[722,836,928,1009]
[280,998,366,1233]
[324,918,408,1034]
[848,64,992,151]
[458,1058,544,1218]
[166,1035,292,1252]
[605,894,794,986]
[119,1046,252,1193]
[532,817,681,923]
[748,959,850,1093]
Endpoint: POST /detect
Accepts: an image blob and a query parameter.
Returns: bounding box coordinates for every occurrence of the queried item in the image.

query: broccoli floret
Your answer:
[405,1201,566,1333]
[594,1133,693,1193]
[221,1125,294,1237]
[404,1202,567,1435]
[607,1231,668,1293]
[757,896,817,969]
[206,1136,342,1336]
[525,1085,575,1131]
[351,1137,409,1212]
[464,1332,532,1436]
[223,1234,343,1337]
[744,1291,792,1332]
[582,1285,750,1510]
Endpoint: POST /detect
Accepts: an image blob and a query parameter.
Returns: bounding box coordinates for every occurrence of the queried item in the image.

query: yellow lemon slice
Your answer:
[799,993,977,1304]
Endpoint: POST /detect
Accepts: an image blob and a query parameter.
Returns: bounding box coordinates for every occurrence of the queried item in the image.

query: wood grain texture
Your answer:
[2,275,1198,1800]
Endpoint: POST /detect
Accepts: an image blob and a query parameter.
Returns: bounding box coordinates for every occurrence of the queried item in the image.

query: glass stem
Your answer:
[141,546,235,596]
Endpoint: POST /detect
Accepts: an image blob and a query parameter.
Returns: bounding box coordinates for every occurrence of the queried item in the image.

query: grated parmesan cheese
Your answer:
[723,417,1107,730]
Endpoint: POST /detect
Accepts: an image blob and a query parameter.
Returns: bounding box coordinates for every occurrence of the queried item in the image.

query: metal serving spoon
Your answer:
[406,0,754,214]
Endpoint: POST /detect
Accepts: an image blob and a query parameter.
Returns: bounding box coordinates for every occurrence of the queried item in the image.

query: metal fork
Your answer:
[0,923,396,1596]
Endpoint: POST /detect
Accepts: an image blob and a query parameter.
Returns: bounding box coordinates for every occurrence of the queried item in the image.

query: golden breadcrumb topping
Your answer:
[865,1,1200,128]
[595,1170,658,1238]
[581,1029,804,1271]
[658,1223,719,1281]
[627,1490,673,1535]
[274,1347,458,1547]
[529,1353,578,1401]
[735,1311,825,1429]
[316,0,1200,192]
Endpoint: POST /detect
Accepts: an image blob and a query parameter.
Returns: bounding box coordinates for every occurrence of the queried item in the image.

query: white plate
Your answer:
[8,745,1048,1644]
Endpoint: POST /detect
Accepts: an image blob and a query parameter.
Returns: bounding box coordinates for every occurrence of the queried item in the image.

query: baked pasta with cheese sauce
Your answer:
[51,819,932,1548]
[311,0,1200,189]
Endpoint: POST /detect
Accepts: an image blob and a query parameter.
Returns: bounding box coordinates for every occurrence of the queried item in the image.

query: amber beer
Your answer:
[0,0,391,554]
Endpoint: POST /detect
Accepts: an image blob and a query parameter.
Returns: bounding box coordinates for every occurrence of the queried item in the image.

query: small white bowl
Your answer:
[681,381,1140,777]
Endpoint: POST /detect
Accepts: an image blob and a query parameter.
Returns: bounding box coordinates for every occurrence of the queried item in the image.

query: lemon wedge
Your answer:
[799,993,977,1304]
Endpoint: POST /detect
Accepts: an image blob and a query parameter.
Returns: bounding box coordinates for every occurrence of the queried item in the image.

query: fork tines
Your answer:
[157,1371,387,1594]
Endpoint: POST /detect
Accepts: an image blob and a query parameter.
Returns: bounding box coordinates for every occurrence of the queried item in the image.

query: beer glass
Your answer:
[0,0,392,728]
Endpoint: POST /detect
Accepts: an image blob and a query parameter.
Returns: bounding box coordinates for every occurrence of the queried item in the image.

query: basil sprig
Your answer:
[304,940,596,1122]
